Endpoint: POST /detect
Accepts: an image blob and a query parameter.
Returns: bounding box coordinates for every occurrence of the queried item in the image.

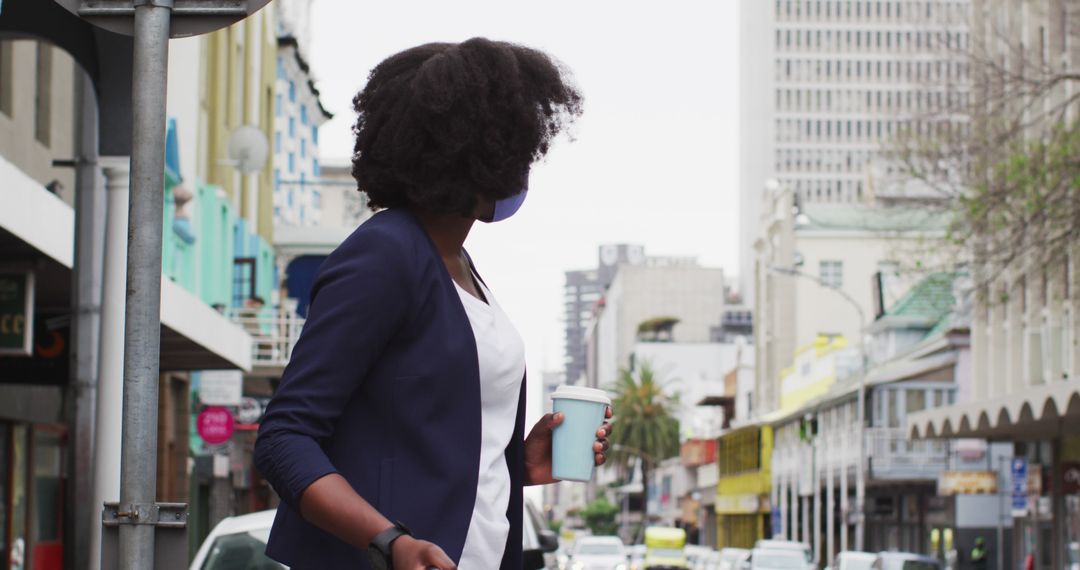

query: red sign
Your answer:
[197,406,234,445]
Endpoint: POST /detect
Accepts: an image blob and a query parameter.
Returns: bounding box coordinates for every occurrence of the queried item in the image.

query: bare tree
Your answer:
[892,1,1080,288]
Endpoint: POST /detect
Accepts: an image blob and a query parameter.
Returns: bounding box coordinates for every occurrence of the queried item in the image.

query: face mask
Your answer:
[484,175,529,223]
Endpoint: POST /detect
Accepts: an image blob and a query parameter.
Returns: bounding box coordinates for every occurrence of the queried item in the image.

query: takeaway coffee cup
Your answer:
[550,385,612,482]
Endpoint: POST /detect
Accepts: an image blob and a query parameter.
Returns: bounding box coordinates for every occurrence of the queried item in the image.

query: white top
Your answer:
[454,274,526,569]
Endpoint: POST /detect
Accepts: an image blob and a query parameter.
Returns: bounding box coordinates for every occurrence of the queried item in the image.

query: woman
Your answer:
[253,38,610,570]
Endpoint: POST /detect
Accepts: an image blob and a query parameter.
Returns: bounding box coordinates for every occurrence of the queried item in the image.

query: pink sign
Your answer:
[197,406,234,445]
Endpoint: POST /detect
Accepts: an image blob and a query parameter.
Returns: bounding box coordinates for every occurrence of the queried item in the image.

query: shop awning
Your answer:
[0,154,251,371]
[907,379,1080,440]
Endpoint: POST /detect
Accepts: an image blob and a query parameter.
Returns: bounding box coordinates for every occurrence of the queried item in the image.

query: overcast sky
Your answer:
[308,0,742,424]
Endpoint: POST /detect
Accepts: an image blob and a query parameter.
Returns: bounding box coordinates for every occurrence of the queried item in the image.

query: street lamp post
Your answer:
[767,264,869,552]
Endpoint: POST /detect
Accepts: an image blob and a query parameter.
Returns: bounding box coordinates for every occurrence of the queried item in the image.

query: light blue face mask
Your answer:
[484,175,529,223]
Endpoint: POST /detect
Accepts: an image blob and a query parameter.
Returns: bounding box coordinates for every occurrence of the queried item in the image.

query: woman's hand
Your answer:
[392,535,457,569]
[523,406,613,486]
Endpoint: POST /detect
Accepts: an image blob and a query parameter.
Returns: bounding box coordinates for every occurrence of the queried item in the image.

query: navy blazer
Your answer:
[253,208,527,569]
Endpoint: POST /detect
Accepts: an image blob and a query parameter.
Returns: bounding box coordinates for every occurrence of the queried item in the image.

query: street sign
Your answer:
[54,0,272,38]
[0,272,34,356]
[197,406,234,446]
[1010,458,1028,517]
[199,370,242,406]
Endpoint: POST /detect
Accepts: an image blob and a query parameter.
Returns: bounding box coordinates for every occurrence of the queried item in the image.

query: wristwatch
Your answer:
[368,521,413,570]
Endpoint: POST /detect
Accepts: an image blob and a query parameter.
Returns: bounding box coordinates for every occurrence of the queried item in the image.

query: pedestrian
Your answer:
[970,537,988,570]
[253,38,604,570]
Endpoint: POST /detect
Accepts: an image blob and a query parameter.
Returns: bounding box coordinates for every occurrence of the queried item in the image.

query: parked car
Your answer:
[753,540,812,564]
[686,545,712,569]
[568,535,629,570]
[189,509,285,570]
[523,499,561,569]
[825,551,876,570]
[749,548,815,570]
[717,547,751,570]
[191,501,559,570]
[870,552,942,570]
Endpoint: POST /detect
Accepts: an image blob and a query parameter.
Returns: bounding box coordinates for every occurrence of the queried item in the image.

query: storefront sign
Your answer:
[197,406,234,445]
[715,493,764,514]
[236,397,265,425]
[1011,458,1028,517]
[1062,463,1080,495]
[938,471,998,496]
[0,272,34,356]
[199,370,243,406]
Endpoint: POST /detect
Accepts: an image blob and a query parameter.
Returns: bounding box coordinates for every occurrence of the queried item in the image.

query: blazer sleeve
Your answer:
[253,230,413,509]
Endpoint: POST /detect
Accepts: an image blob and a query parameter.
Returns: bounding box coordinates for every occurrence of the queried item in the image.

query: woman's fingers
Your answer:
[595,452,606,466]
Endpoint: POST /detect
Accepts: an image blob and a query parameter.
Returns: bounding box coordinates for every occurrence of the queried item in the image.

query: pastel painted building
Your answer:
[273,35,333,227]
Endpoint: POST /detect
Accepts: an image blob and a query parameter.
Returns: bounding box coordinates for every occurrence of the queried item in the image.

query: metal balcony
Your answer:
[866,427,950,481]
[227,305,304,378]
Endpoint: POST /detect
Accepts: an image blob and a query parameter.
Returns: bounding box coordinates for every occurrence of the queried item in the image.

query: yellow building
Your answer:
[716,424,774,548]
[199,10,277,243]
[779,335,856,414]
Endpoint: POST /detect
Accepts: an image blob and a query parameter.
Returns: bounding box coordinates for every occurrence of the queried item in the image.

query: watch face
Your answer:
[368,548,389,570]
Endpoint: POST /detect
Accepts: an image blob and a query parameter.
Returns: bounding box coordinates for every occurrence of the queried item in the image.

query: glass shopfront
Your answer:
[0,423,66,570]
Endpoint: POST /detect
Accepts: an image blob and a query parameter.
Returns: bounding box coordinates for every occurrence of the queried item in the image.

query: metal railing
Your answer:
[866,427,950,478]
[228,306,305,370]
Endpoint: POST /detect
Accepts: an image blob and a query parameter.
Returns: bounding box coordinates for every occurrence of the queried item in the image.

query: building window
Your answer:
[820,260,843,288]
[288,80,296,102]
[313,190,321,210]
[275,94,283,117]
[277,56,286,80]
[274,131,281,151]
[288,117,295,138]
[300,138,306,159]
[300,105,308,125]
[313,158,320,177]
[0,41,13,117]
[35,42,52,145]
[288,153,295,174]
[312,125,319,145]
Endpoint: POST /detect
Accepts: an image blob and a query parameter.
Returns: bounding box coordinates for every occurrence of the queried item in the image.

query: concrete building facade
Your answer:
[907,3,1080,569]
[564,244,644,385]
[590,260,726,391]
[738,0,971,301]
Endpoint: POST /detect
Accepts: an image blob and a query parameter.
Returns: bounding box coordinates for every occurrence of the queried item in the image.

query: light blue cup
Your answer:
[551,386,611,482]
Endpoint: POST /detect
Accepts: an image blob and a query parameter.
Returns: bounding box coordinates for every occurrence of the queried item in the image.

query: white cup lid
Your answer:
[550,385,611,406]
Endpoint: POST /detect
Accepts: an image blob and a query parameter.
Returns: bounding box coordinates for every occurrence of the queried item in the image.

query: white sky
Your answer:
[308,0,742,426]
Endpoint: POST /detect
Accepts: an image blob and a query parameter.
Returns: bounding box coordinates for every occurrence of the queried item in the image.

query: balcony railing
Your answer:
[228,305,305,373]
[867,427,950,480]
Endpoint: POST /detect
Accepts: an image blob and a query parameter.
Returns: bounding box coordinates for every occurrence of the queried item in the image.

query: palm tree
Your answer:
[607,361,680,527]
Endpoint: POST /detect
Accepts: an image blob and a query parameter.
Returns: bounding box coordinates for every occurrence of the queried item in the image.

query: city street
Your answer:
[0,1,1079,569]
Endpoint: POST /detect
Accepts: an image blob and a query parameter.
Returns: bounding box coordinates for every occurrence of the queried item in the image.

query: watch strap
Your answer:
[370,521,413,567]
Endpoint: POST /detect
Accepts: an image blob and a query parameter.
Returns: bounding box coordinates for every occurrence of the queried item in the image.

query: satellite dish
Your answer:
[55,0,273,39]
[227,125,270,174]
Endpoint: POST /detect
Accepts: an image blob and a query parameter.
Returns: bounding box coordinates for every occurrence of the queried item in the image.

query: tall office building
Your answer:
[738,0,970,302]
[563,244,644,385]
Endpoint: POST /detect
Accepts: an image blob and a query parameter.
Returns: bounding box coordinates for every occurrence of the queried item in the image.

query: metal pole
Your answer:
[70,70,104,570]
[117,1,171,568]
[855,356,866,552]
[997,456,1004,570]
